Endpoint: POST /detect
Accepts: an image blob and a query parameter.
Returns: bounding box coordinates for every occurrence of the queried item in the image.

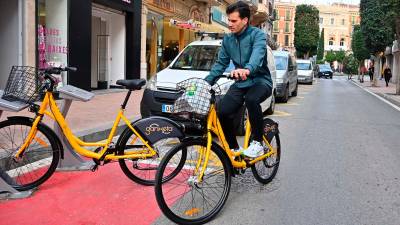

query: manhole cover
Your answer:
[230,170,280,194]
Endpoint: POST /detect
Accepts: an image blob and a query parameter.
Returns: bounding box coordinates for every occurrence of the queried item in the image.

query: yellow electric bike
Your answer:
[0,66,185,191]
[154,77,281,224]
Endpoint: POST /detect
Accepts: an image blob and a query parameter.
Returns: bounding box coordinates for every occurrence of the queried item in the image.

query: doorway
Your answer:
[91,5,125,89]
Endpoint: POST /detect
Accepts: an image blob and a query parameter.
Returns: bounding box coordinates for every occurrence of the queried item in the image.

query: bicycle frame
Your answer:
[197,102,277,181]
[14,91,157,160]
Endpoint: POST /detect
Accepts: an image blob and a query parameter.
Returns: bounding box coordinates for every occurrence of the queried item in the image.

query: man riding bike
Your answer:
[205,1,273,158]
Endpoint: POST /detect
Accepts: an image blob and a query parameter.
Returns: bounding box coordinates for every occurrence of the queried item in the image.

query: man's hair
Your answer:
[226,1,250,20]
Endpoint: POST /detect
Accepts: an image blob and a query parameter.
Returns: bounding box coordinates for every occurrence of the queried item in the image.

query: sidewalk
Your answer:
[350,75,400,108]
[0,89,144,141]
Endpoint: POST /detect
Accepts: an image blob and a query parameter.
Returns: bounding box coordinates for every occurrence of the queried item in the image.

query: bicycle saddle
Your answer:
[116,79,146,90]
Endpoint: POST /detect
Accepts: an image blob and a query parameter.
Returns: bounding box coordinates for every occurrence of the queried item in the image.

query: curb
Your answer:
[350,80,400,111]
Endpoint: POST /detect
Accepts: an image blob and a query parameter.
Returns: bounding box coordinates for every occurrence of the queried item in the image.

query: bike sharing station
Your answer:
[0,85,95,199]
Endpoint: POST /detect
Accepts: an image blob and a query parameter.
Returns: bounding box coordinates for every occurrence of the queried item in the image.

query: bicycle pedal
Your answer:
[90,164,98,172]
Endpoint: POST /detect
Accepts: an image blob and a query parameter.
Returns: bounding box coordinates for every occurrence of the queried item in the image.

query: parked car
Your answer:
[316,64,333,79]
[273,50,298,103]
[140,38,277,135]
[296,59,313,85]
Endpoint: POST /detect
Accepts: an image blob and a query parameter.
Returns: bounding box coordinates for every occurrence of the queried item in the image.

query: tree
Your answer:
[317,28,325,61]
[294,4,320,59]
[325,50,336,65]
[351,25,370,68]
[360,0,395,86]
[343,54,359,75]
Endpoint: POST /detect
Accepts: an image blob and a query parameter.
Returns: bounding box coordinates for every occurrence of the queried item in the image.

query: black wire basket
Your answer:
[173,78,220,121]
[1,66,43,103]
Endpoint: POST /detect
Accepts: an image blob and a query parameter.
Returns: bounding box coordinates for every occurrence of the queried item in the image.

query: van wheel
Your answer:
[265,94,275,115]
[280,84,289,103]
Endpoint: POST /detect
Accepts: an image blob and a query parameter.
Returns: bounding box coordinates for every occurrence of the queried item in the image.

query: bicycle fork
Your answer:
[13,116,43,160]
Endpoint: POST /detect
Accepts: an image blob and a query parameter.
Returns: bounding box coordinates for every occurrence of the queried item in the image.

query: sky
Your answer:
[277,0,360,5]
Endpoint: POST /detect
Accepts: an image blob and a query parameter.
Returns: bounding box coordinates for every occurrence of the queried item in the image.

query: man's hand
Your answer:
[230,69,250,80]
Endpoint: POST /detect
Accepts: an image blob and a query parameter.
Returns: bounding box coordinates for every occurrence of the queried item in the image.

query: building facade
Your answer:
[272,0,296,54]
[317,3,360,53]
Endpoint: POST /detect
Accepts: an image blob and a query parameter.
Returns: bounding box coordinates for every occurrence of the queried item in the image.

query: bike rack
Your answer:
[0,86,94,198]
[56,85,95,171]
[0,90,33,199]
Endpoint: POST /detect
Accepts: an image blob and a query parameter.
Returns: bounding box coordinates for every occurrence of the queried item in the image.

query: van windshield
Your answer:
[171,45,220,71]
[274,55,288,70]
[297,63,312,70]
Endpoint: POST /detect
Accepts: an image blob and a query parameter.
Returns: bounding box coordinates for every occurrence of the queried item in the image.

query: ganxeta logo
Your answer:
[145,123,173,135]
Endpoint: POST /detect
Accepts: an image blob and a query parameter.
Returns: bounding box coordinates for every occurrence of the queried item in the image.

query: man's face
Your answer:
[228,11,248,34]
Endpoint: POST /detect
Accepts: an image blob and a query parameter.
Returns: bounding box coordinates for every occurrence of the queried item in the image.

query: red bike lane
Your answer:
[0,163,163,225]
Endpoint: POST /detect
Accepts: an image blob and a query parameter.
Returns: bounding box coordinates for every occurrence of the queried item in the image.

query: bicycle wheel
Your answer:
[0,118,60,191]
[118,129,185,186]
[155,138,231,225]
[251,118,281,184]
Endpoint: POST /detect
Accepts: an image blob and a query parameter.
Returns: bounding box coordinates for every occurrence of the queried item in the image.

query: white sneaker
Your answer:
[231,146,243,153]
[242,141,264,158]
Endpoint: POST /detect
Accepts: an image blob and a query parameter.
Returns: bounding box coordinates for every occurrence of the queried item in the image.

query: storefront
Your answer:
[37,0,141,90]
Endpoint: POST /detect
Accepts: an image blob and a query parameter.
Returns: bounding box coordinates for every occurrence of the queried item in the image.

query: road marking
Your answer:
[296,96,305,99]
[351,81,400,112]
[279,102,299,106]
[270,110,291,117]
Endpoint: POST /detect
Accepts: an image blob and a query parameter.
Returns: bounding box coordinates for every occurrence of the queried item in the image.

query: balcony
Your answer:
[251,3,269,26]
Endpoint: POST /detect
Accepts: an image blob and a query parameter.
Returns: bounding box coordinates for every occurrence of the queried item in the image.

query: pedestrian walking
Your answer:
[368,65,374,82]
[360,65,367,83]
[383,64,392,87]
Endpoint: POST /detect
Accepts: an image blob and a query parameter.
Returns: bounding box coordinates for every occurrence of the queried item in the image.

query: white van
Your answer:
[140,39,276,134]
[296,59,314,84]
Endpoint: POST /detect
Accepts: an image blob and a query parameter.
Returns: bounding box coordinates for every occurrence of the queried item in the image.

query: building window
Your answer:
[329,37,334,46]
[285,10,291,21]
[331,18,334,25]
[284,35,289,46]
[275,9,279,20]
[259,0,263,3]
[273,34,278,42]
[285,22,290,33]
[340,38,345,46]
[351,16,356,25]
[342,19,345,25]
[273,21,279,32]
[320,17,323,24]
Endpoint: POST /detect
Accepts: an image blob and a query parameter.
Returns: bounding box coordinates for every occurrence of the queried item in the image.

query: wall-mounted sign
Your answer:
[212,7,228,26]
[169,19,201,30]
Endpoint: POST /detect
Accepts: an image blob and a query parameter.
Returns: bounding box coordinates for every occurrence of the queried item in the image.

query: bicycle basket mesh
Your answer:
[1,66,42,103]
[173,78,212,119]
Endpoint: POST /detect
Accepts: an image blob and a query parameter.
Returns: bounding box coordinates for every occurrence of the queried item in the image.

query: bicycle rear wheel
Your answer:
[118,129,185,186]
[251,118,281,184]
[155,138,231,225]
[0,118,60,191]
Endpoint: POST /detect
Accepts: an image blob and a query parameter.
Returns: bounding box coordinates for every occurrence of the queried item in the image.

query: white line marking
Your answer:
[351,81,400,112]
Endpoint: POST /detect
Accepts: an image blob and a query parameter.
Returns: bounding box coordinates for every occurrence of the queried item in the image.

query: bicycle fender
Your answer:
[6,116,64,159]
[131,116,185,144]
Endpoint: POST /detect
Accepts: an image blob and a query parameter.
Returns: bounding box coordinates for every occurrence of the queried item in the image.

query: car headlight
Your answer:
[146,75,157,90]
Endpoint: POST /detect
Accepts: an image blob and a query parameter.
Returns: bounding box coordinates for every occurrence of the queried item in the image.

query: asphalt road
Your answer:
[155,76,400,225]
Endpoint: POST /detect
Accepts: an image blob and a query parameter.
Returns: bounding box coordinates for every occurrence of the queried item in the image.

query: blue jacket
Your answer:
[205,26,272,88]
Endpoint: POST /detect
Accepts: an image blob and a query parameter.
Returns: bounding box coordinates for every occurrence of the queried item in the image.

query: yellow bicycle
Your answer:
[0,66,185,191]
[154,77,281,224]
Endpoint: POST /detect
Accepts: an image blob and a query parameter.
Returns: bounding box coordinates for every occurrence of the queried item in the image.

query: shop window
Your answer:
[37,0,68,70]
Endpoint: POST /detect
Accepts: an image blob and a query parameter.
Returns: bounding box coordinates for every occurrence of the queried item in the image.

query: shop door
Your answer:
[91,16,109,89]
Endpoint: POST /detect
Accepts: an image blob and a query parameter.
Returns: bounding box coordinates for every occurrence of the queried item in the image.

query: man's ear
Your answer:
[243,17,249,25]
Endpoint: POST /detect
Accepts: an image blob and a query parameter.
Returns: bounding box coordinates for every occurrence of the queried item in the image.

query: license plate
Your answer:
[162,104,174,113]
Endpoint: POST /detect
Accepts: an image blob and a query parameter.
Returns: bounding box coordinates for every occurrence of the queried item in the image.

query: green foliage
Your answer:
[335,50,346,63]
[343,54,359,75]
[316,59,325,64]
[325,50,336,63]
[351,25,370,62]
[360,0,395,54]
[294,4,320,59]
[317,29,324,60]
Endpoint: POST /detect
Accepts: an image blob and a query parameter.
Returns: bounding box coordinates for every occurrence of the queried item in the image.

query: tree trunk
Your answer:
[395,17,400,95]
[373,54,380,87]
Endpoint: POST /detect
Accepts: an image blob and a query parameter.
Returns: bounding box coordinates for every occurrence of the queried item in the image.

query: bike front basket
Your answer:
[1,66,42,103]
[173,78,212,120]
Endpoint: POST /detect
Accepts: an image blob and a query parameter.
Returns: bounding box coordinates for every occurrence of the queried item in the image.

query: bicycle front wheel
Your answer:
[0,118,60,191]
[251,118,281,184]
[155,139,231,225]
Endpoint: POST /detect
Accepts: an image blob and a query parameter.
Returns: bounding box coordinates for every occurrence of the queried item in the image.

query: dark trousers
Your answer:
[384,75,391,86]
[218,84,272,149]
